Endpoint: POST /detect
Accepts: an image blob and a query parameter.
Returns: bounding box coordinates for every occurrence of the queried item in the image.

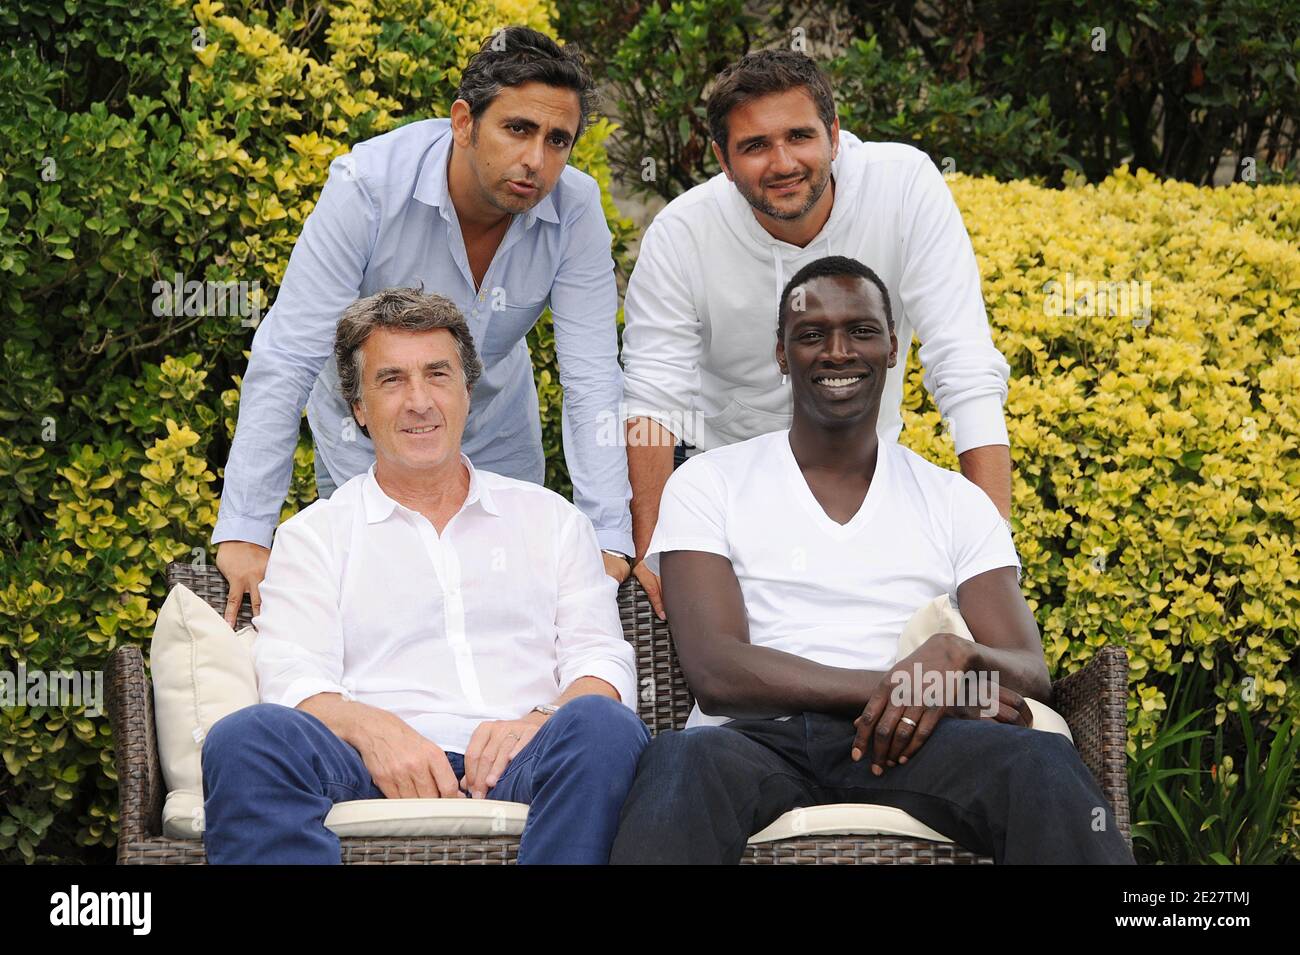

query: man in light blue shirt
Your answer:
[213,27,633,624]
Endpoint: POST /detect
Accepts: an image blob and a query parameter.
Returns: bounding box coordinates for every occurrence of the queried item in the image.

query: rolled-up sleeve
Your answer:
[552,502,637,710]
[619,217,704,444]
[251,517,354,709]
[898,154,1010,455]
[213,152,377,548]
[548,178,633,556]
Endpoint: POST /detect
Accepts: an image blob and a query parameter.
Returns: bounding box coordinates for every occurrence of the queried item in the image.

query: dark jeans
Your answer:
[202,695,650,864]
[610,711,1135,864]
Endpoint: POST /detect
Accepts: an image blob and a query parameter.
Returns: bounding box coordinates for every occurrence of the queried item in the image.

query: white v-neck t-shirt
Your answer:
[645,430,1020,729]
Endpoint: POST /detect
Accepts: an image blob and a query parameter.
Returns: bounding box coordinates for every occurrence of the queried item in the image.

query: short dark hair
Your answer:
[706,49,837,161]
[454,26,598,139]
[777,255,894,341]
[336,286,484,439]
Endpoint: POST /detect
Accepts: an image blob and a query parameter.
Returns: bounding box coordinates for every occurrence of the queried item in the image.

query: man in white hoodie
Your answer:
[620,50,1013,617]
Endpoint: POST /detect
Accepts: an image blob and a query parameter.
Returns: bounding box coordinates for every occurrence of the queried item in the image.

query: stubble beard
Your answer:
[736,160,832,221]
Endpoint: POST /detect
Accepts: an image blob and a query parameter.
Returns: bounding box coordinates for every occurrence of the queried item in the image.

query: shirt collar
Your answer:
[413,128,560,229]
[361,453,501,524]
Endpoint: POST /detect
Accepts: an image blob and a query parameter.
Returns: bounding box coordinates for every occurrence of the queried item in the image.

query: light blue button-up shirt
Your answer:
[212,118,632,555]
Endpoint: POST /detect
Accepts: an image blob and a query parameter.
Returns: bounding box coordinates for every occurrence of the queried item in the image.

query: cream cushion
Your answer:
[150,584,530,842]
[161,790,530,841]
[150,584,260,830]
[750,593,1072,846]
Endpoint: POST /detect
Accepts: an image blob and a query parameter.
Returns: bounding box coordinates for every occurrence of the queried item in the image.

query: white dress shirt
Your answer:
[252,453,637,754]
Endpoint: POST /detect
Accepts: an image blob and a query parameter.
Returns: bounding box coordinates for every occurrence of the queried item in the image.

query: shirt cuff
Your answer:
[569,660,638,713]
[595,527,635,559]
[212,513,277,550]
[946,395,1010,455]
[620,401,692,442]
[266,676,356,711]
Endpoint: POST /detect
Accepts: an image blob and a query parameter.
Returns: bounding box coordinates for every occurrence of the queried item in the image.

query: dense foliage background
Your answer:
[556,0,1300,197]
[0,0,1296,863]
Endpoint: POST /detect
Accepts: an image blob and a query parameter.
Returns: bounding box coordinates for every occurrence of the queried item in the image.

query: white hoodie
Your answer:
[620,130,1010,455]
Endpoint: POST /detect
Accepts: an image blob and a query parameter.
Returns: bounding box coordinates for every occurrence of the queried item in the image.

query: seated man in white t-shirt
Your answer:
[609,256,1134,864]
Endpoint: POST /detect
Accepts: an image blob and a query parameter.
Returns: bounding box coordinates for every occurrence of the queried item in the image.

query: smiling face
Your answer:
[351,327,471,477]
[451,81,581,217]
[711,87,838,224]
[776,274,898,428]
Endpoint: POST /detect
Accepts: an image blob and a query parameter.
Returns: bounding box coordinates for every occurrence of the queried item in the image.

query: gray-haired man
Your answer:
[202,288,648,864]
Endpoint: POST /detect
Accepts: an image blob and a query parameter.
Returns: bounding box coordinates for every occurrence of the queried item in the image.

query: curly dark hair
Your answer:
[454,26,598,139]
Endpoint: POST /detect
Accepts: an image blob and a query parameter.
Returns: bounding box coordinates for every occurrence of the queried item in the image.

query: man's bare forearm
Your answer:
[686,641,888,720]
[519,675,621,728]
[297,692,374,747]
[626,418,677,560]
[964,642,1052,705]
[957,443,1012,519]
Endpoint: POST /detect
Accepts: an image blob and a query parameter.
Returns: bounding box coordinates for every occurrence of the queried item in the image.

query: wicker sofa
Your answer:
[106,561,1132,864]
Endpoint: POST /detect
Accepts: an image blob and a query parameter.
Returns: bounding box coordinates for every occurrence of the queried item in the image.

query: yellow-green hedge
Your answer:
[901,168,1299,770]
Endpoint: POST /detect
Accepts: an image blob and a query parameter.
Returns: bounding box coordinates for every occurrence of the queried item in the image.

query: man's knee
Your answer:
[990,725,1112,811]
[1014,727,1091,778]
[629,726,738,791]
[548,695,649,755]
[201,702,303,766]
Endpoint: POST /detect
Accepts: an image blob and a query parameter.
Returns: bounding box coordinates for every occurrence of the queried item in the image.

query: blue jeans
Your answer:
[201,695,650,864]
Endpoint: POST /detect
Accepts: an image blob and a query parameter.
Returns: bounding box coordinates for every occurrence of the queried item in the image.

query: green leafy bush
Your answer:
[0,0,629,863]
[555,0,1299,196]
[1131,666,1300,864]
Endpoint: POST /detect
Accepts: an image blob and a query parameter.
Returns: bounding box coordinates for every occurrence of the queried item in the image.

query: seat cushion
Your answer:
[149,584,260,801]
[163,791,530,841]
[748,803,953,844]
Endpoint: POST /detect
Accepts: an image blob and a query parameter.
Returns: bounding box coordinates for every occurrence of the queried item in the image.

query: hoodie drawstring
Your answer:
[773,233,836,304]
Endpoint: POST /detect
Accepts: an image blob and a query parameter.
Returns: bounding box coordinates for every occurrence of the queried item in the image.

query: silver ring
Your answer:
[899,717,918,727]
[506,732,521,740]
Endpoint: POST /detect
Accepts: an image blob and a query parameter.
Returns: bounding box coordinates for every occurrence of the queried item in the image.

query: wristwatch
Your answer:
[531,703,560,718]
[601,548,632,566]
